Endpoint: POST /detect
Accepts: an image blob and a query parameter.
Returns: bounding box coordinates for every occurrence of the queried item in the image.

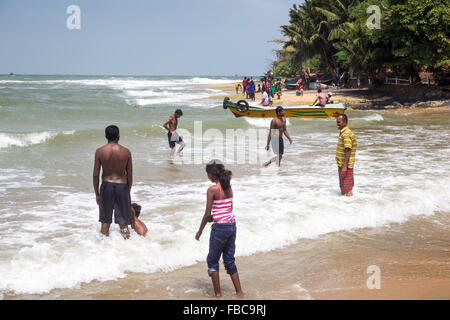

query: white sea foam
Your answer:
[359,113,384,121]
[123,90,161,97]
[189,77,237,85]
[0,168,45,192]
[245,118,291,127]
[0,168,449,295]
[1,75,449,297]
[0,80,23,83]
[125,90,221,106]
[0,131,75,149]
[0,77,236,88]
[290,283,313,300]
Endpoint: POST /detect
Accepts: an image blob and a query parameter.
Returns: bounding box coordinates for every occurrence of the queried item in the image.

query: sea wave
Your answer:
[0,131,75,149]
[0,77,237,89]
[0,173,449,295]
[245,118,291,127]
[124,88,221,98]
[359,113,384,121]
[125,92,221,107]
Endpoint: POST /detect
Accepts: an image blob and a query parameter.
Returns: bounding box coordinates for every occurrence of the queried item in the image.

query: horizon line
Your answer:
[0,73,264,77]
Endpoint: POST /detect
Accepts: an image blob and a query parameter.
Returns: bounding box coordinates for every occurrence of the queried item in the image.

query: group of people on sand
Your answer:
[238,77,256,101]
[294,70,333,97]
[257,77,283,107]
[235,76,283,106]
[92,103,356,297]
[260,76,283,101]
[238,73,336,109]
[293,70,316,91]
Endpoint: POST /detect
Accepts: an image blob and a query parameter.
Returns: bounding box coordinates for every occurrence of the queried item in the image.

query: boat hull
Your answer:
[223,98,346,118]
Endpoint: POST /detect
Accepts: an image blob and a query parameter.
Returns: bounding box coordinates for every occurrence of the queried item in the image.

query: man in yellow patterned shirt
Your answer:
[336,114,357,196]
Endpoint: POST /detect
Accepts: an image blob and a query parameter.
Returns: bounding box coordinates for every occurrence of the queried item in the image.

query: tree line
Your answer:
[274,0,449,85]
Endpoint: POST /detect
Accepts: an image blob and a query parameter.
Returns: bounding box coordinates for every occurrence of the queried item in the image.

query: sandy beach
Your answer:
[2,0,449,306]
[8,212,449,300]
[205,82,450,111]
[4,79,449,301]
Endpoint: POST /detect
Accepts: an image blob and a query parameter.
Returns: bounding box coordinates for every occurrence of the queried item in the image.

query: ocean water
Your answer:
[0,75,449,298]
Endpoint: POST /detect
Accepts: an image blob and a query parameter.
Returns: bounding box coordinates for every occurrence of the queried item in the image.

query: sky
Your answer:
[0,0,300,76]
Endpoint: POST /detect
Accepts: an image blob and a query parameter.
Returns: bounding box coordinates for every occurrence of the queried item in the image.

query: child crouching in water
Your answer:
[131,203,148,237]
[195,160,244,297]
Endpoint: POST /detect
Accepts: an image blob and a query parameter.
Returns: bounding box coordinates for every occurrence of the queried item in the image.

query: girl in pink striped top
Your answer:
[195,160,243,297]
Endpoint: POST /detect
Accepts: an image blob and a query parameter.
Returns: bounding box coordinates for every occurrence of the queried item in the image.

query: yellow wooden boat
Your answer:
[223,97,346,118]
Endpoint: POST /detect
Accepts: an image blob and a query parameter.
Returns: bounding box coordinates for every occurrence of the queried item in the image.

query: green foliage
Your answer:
[273,60,297,77]
[275,0,450,78]
[306,55,323,72]
[387,0,450,69]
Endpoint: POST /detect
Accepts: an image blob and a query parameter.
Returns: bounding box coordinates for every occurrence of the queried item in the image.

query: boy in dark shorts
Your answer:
[163,109,185,157]
[263,106,293,167]
[93,125,133,239]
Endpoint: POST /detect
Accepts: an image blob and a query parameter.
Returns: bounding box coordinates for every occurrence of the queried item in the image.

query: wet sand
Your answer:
[8,212,449,300]
[314,279,450,300]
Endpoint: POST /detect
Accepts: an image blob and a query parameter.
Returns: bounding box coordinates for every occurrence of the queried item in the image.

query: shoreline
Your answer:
[203,82,450,111]
[6,212,449,300]
[2,77,449,301]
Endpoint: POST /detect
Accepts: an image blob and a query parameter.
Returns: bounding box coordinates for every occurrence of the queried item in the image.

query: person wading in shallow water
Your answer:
[93,125,133,239]
[263,106,293,167]
[163,109,185,157]
[195,160,244,298]
[336,114,357,196]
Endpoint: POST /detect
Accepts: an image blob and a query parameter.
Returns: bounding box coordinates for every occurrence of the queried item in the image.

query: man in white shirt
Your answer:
[260,89,271,106]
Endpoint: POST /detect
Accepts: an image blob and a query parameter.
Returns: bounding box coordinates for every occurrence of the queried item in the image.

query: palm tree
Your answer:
[280,1,318,73]
[281,0,360,83]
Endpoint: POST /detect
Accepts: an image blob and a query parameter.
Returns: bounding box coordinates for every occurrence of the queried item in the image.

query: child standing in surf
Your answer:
[195,160,244,297]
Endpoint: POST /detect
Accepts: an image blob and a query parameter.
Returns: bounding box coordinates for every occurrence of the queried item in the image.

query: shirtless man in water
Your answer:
[163,109,185,157]
[263,106,293,167]
[93,125,133,239]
